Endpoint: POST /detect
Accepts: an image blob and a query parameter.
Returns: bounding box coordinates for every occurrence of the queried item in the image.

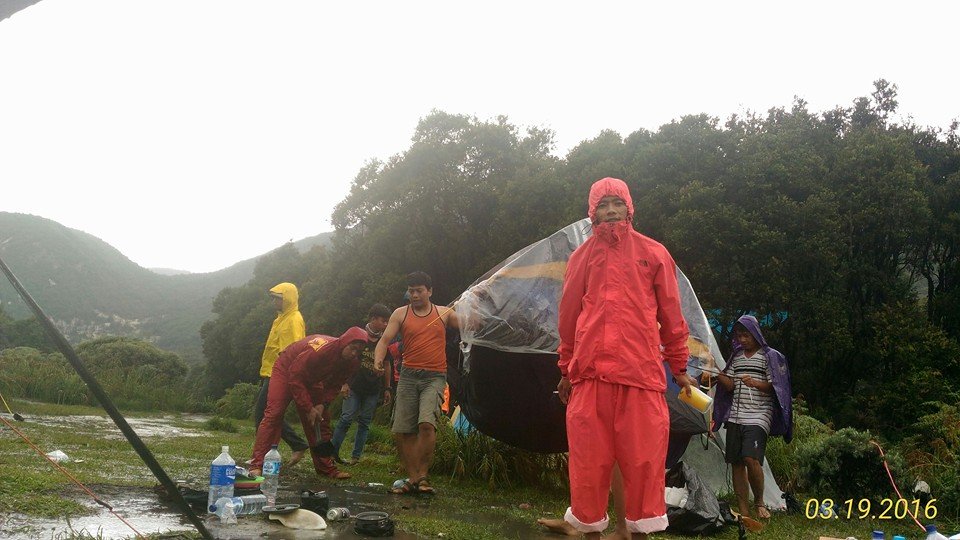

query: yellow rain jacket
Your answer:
[259,282,306,377]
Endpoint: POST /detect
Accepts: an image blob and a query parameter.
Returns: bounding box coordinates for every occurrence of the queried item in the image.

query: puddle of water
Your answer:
[23,414,205,440]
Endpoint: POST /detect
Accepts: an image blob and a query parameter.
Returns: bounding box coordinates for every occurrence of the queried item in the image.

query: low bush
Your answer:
[795,426,908,503]
[0,343,206,412]
[215,382,259,420]
[204,416,238,433]
[900,401,960,522]
[765,397,833,491]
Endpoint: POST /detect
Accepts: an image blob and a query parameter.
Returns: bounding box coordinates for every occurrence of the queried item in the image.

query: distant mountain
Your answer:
[149,268,192,276]
[0,212,334,364]
[0,0,44,23]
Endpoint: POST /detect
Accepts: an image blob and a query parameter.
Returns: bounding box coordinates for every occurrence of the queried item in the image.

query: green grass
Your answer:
[3,397,956,539]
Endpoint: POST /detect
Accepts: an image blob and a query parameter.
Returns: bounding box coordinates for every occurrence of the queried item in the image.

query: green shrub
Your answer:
[0,347,89,406]
[215,383,259,420]
[766,397,833,491]
[0,343,205,412]
[795,426,909,503]
[900,402,960,522]
[204,416,238,433]
[432,421,568,490]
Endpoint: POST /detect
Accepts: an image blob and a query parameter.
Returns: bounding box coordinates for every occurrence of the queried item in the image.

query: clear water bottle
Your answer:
[261,444,281,506]
[926,524,949,540]
[327,507,351,521]
[207,445,235,513]
[211,494,267,516]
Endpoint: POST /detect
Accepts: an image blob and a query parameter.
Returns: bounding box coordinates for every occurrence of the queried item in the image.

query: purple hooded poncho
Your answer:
[712,315,793,443]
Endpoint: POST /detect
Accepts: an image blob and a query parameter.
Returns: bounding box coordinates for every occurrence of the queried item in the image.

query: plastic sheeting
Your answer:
[448,218,787,508]
[449,219,721,452]
[455,219,725,374]
[665,461,726,535]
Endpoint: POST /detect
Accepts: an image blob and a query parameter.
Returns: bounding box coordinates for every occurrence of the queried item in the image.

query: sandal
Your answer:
[755,503,771,519]
[389,479,417,495]
[416,476,435,494]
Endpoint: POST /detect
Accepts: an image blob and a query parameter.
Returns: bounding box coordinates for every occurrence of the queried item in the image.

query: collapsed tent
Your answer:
[448,218,785,510]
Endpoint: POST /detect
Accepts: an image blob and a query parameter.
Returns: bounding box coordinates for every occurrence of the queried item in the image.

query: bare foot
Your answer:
[288,449,305,468]
[536,518,578,536]
[755,504,771,519]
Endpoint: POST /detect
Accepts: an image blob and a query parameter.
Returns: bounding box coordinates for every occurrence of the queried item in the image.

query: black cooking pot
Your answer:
[354,511,394,537]
[299,490,329,514]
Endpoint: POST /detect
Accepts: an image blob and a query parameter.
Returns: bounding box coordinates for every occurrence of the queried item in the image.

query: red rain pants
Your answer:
[564,379,670,534]
[250,365,340,477]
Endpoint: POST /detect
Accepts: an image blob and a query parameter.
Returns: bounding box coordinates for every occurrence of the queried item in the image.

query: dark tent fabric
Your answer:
[448,219,725,453]
[665,461,728,535]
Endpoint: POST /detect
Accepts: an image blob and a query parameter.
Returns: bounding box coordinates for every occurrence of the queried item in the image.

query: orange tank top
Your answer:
[400,304,448,372]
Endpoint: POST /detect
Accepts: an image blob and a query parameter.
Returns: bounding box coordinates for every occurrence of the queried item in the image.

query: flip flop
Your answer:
[416,476,435,494]
[389,479,417,495]
[755,503,771,519]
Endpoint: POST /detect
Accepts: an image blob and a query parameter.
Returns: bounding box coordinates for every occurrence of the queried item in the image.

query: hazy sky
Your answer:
[2,1,957,273]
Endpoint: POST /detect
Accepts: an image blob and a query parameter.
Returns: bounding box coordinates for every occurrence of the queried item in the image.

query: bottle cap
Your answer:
[271,444,278,449]
[926,524,937,532]
[893,536,906,540]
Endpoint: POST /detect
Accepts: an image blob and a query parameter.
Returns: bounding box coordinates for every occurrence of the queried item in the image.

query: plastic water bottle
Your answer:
[207,445,235,513]
[926,524,949,540]
[261,445,281,506]
[327,507,351,521]
[211,494,267,516]
[872,532,885,540]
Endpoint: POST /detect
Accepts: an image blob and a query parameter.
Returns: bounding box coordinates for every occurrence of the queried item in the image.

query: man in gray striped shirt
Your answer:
[718,321,775,519]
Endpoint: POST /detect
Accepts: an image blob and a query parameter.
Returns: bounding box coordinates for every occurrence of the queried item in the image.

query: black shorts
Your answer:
[724,423,768,465]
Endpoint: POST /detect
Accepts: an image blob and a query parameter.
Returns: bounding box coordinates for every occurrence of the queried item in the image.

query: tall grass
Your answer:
[0,346,207,412]
[432,421,568,490]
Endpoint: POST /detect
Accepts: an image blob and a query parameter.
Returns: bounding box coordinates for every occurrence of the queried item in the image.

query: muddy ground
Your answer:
[1,409,558,539]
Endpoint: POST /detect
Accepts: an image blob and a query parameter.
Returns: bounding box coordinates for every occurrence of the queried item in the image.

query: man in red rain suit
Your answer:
[249,327,370,480]
[556,177,695,539]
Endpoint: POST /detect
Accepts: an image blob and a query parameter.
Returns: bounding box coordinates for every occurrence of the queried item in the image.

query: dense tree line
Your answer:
[201,81,960,441]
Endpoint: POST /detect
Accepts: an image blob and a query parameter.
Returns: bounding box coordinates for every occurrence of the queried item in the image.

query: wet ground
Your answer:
[6,482,553,539]
[3,411,558,539]
[23,413,208,440]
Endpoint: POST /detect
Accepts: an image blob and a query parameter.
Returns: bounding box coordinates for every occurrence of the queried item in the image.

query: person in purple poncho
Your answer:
[713,315,792,520]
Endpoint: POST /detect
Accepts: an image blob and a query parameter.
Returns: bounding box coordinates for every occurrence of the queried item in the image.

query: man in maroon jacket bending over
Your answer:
[249,327,370,480]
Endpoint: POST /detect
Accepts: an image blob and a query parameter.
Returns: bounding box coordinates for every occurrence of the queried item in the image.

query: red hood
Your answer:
[338,326,371,350]
[587,177,634,223]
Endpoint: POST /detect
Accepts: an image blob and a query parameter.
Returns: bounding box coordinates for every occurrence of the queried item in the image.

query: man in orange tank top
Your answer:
[374,271,459,495]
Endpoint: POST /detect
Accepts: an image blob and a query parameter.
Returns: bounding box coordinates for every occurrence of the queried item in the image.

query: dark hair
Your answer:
[406,271,432,290]
[367,303,391,320]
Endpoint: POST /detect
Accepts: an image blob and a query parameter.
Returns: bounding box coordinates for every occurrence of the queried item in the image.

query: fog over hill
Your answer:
[0,212,333,364]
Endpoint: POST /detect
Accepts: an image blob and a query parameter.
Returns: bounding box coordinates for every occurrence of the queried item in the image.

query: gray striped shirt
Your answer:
[727,350,774,433]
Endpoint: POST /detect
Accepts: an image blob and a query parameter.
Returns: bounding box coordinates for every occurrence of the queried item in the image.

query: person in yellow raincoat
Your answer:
[253,282,309,467]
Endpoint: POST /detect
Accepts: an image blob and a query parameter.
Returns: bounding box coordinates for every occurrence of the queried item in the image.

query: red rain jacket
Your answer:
[272,327,370,416]
[558,177,689,392]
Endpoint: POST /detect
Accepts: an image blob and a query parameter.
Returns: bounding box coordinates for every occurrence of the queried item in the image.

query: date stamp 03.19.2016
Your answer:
[805,498,938,521]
